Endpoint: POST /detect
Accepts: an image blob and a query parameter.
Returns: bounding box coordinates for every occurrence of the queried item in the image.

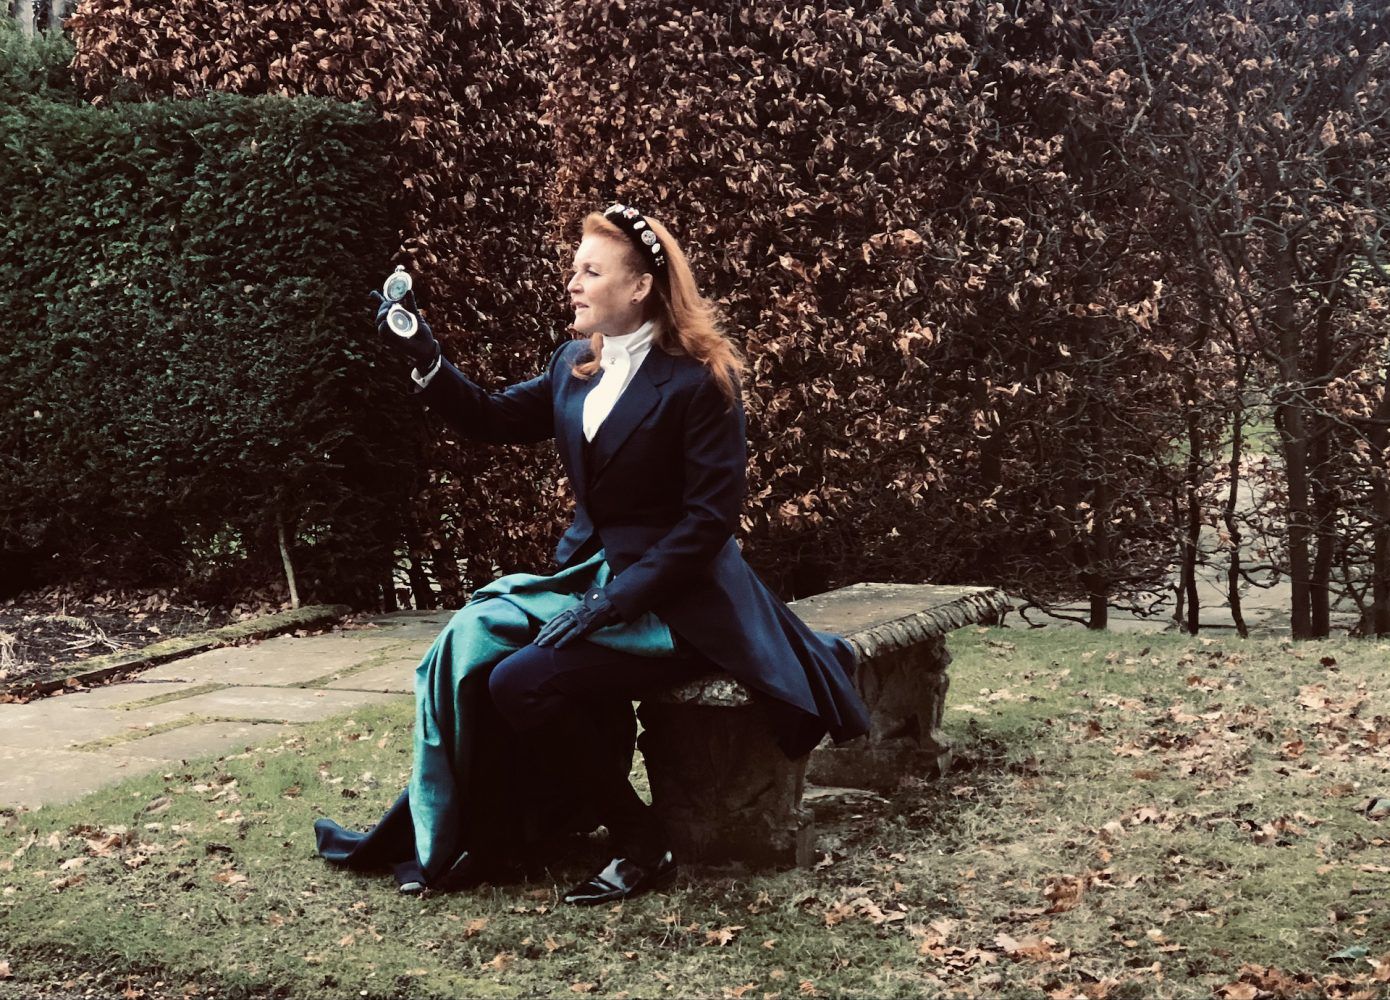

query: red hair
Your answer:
[571,211,743,404]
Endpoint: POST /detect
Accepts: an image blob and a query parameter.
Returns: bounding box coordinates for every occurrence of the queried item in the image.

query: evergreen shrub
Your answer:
[0,19,76,104]
[0,79,416,603]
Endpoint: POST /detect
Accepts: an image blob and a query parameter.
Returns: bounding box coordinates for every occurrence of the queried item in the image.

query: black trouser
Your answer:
[487,638,708,862]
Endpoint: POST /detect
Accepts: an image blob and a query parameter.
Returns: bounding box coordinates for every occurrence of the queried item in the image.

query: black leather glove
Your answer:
[371,288,441,372]
[534,588,621,648]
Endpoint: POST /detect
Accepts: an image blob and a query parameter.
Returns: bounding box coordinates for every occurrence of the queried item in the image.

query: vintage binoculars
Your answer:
[381,266,419,338]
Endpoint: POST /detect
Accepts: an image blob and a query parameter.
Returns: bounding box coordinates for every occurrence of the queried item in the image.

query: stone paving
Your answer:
[0,611,453,810]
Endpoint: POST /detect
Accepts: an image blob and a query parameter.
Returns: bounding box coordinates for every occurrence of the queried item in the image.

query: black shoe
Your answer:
[562,851,677,906]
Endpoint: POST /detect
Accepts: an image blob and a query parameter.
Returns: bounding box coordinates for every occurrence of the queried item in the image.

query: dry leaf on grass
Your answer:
[1043,874,1085,913]
[705,925,744,946]
[824,896,908,928]
[995,932,1069,963]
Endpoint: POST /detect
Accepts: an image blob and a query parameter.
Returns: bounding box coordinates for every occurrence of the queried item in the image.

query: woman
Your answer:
[316,204,869,904]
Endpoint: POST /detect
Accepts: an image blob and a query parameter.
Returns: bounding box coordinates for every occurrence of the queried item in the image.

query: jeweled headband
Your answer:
[603,202,668,277]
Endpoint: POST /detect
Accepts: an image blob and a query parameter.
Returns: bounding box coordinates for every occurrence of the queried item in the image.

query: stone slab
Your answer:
[138,633,412,687]
[0,745,166,809]
[658,583,1007,706]
[788,583,1010,657]
[7,604,352,699]
[104,720,293,762]
[0,700,191,751]
[322,659,418,694]
[55,678,207,710]
[362,611,454,643]
[144,685,403,723]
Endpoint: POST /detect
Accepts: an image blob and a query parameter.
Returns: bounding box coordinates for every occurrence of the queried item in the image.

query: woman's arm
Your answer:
[603,374,746,621]
[417,341,573,445]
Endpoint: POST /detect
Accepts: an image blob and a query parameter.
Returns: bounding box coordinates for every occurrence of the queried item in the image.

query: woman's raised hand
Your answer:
[370,289,441,372]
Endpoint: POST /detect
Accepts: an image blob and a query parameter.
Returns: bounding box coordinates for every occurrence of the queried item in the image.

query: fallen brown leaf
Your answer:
[211,868,248,886]
[705,925,744,946]
[484,952,515,972]
[1043,874,1085,913]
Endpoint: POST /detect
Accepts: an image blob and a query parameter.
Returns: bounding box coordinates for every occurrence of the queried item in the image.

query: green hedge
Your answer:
[0,59,417,604]
[0,19,75,104]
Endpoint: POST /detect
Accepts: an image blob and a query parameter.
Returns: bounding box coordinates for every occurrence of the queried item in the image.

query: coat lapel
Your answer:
[586,347,675,485]
[558,351,598,503]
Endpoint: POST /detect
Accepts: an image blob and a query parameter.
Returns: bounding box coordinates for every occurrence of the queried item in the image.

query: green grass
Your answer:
[2,629,1388,998]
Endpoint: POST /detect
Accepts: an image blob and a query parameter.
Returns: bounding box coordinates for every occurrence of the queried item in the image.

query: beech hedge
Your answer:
[64,0,1189,610]
[0,70,416,602]
[545,0,1187,602]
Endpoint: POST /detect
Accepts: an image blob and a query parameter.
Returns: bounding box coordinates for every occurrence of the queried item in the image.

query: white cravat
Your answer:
[582,320,656,442]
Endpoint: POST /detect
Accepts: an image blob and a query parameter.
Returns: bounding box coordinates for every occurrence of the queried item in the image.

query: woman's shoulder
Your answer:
[547,337,595,377]
[554,337,593,363]
[655,347,743,414]
[654,344,715,382]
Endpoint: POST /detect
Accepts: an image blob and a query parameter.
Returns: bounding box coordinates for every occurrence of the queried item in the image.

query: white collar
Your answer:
[599,320,656,366]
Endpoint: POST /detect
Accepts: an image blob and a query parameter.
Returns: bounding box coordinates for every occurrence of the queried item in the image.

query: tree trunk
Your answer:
[276,519,301,610]
[429,544,463,609]
[1224,355,1249,638]
[1086,446,1111,631]
[1373,474,1390,635]
[1181,369,1203,634]
[1308,447,1335,637]
[1367,391,1390,634]
[12,0,36,36]
[1171,492,1187,630]
[1306,293,1338,637]
[402,515,437,610]
[1269,238,1314,638]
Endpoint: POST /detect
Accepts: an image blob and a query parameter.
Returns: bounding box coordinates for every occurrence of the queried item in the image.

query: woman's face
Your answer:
[567,234,651,337]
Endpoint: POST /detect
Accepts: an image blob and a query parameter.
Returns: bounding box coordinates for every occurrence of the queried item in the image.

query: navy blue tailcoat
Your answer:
[420,338,870,758]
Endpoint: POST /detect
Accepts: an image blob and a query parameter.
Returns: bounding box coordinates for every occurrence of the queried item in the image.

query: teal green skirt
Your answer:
[409,548,679,876]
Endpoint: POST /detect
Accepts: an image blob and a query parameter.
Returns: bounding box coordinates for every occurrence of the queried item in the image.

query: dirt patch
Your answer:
[0,588,288,690]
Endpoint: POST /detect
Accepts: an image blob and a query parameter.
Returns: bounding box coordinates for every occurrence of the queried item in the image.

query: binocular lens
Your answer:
[383,264,414,302]
[384,271,412,301]
[386,305,418,338]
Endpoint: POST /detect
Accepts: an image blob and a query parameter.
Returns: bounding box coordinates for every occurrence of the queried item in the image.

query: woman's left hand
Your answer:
[535,589,620,648]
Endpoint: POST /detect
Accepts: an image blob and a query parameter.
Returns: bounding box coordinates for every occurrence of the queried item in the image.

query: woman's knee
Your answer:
[487,646,554,728]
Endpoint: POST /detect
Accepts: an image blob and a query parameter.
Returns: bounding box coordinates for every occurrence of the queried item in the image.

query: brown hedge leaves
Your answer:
[65,0,1390,613]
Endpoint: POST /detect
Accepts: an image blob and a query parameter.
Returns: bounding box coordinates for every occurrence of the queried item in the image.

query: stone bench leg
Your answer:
[637,702,812,868]
[807,636,952,793]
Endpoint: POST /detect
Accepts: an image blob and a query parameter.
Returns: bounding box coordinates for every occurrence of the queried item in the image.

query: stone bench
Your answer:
[637,582,1010,868]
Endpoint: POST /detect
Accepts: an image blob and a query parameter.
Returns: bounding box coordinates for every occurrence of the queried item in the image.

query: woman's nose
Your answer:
[566,272,581,292]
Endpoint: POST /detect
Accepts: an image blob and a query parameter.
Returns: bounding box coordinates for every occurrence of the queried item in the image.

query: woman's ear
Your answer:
[631,272,654,305]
